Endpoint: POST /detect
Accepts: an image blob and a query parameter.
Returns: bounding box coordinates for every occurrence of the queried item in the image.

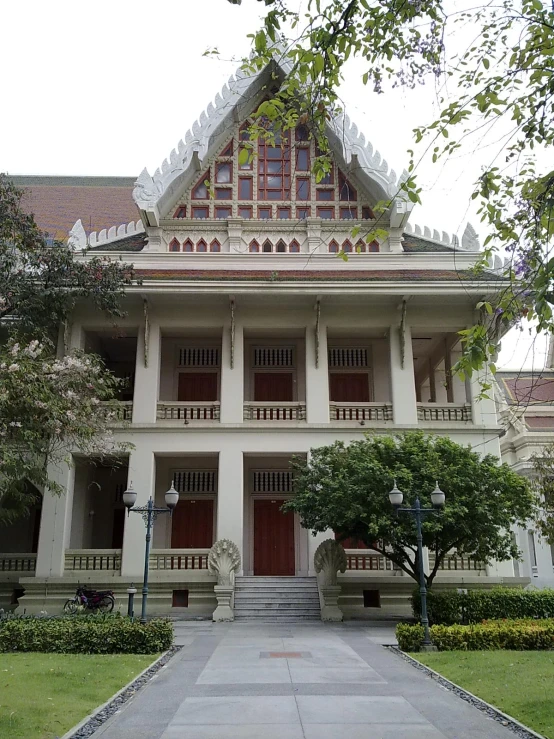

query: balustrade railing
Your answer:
[330,402,393,422]
[99,401,133,422]
[0,553,37,573]
[344,549,402,573]
[429,552,485,573]
[157,402,220,421]
[150,549,210,570]
[64,549,121,572]
[417,403,472,423]
[243,402,306,421]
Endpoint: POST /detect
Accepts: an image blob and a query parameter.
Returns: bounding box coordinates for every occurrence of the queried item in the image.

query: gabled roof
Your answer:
[132,55,413,227]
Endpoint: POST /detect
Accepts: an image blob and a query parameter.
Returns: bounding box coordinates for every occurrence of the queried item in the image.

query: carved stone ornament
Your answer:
[314,539,347,587]
[208,539,241,585]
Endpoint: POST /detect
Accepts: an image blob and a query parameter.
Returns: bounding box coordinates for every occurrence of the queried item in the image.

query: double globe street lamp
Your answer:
[123,483,179,624]
[388,480,445,650]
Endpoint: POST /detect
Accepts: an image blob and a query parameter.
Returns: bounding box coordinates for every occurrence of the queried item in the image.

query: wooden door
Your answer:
[254,499,295,575]
[178,372,218,401]
[254,373,293,401]
[330,372,370,402]
[171,499,214,548]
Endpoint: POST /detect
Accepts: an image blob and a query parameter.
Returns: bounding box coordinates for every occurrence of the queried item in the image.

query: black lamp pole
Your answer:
[389,481,445,649]
[123,484,179,624]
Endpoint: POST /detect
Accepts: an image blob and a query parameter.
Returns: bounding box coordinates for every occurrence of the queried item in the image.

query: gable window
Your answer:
[173,206,186,218]
[169,238,180,252]
[183,239,194,252]
[362,206,375,220]
[210,239,221,252]
[197,239,208,252]
[289,240,300,253]
[317,207,334,220]
[340,206,357,219]
[215,188,231,200]
[258,132,290,200]
[278,207,291,219]
[192,171,209,199]
[316,188,334,201]
[216,162,232,183]
[296,148,309,171]
[220,140,233,157]
[215,206,231,219]
[239,177,253,200]
[339,171,357,201]
[192,206,209,219]
[296,125,309,141]
[258,207,271,219]
[239,206,252,219]
[356,240,366,253]
[368,240,379,252]
[249,240,260,253]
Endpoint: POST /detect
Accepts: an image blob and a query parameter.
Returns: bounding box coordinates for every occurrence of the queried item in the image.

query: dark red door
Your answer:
[254,499,295,575]
[178,373,218,401]
[330,372,370,402]
[171,499,214,548]
[254,373,293,401]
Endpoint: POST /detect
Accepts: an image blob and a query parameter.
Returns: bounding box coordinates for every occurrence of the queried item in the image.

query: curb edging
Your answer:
[389,646,548,739]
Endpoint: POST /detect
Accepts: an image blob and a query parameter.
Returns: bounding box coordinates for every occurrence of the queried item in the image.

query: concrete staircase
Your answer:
[234,576,321,621]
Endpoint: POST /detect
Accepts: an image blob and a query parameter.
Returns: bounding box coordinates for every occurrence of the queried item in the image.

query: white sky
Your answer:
[0,0,547,371]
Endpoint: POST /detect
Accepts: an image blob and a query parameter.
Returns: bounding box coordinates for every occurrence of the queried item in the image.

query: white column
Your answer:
[220,320,244,423]
[389,323,418,425]
[120,448,156,577]
[305,321,330,423]
[216,449,244,569]
[36,461,75,577]
[469,369,497,427]
[132,317,161,424]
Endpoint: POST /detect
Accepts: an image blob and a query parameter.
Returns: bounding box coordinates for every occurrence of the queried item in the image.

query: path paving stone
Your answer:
[93,621,518,739]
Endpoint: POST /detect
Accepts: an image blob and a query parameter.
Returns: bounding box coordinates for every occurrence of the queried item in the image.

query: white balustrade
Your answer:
[243,402,306,421]
[0,553,37,573]
[64,549,121,572]
[99,401,133,422]
[150,549,210,570]
[429,552,485,573]
[157,402,220,421]
[330,402,393,422]
[344,549,402,573]
[417,403,471,422]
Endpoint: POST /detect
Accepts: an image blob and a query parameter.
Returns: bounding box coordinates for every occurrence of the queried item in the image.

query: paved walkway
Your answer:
[94,621,516,739]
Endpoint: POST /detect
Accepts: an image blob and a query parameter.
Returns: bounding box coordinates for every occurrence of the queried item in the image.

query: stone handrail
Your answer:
[150,549,210,570]
[0,553,37,572]
[99,401,133,422]
[330,402,393,422]
[429,552,485,573]
[417,403,472,423]
[157,402,220,421]
[344,550,402,573]
[244,402,306,421]
[64,549,121,572]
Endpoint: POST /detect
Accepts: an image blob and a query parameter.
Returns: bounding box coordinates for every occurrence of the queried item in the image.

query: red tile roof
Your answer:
[134,268,493,282]
[498,375,554,405]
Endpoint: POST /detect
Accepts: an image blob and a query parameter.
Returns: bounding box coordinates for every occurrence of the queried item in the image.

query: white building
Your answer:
[1,59,529,619]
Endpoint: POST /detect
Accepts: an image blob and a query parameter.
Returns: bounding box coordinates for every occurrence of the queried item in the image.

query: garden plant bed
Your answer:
[393,647,553,739]
[0,652,158,739]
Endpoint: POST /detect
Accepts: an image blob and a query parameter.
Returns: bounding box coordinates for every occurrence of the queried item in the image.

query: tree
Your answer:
[286,432,535,587]
[227,0,554,382]
[0,175,135,523]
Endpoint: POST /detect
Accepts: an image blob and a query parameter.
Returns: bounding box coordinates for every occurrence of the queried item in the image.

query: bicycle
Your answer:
[63,586,115,614]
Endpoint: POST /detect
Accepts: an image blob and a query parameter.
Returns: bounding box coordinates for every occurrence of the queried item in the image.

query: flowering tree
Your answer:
[227,0,554,383]
[0,176,136,523]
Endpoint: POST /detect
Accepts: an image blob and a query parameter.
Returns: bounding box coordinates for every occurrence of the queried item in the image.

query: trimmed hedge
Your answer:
[396,619,554,652]
[412,587,554,625]
[0,613,173,654]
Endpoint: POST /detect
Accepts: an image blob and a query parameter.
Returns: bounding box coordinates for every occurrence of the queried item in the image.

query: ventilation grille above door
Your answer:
[254,347,294,367]
[253,470,294,493]
[178,348,220,367]
[172,470,217,493]
[328,348,368,367]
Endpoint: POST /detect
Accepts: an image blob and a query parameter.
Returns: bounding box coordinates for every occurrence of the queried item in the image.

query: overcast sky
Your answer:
[1,0,547,371]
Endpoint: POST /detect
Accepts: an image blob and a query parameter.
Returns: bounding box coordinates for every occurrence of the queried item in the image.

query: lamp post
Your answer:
[123,482,179,624]
[388,480,445,650]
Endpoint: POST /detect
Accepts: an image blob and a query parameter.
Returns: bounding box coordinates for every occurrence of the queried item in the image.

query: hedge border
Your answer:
[61,645,182,739]
[389,646,547,739]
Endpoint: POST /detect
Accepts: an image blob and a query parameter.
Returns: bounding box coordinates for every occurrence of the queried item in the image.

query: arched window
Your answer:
[196,239,208,253]
[276,239,287,253]
[342,240,352,253]
[328,240,339,253]
[169,238,180,252]
[368,240,380,252]
[249,240,260,253]
[262,239,273,253]
[183,239,194,253]
[289,239,300,253]
[210,239,221,253]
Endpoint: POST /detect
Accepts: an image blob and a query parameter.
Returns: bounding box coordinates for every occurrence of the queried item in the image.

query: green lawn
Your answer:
[412,651,554,739]
[0,652,158,739]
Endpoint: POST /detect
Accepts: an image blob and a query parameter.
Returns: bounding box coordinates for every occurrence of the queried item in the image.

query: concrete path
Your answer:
[94,621,515,739]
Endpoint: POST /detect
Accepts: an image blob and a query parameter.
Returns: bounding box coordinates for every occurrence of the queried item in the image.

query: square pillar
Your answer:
[220,320,244,423]
[216,449,243,568]
[389,323,418,425]
[305,321,330,423]
[132,317,161,424]
[36,461,75,577]
[120,449,156,577]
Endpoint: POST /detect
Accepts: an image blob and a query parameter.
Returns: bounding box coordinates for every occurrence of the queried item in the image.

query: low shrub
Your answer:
[0,613,173,654]
[412,587,554,625]
[396,618,554,652]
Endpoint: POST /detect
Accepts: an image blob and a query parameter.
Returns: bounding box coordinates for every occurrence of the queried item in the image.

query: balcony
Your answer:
[150,549,210,571]
[64,549,122,572]
[0,553,37,574]
[157,401,220,422]
[417,403,472,423]
[244,402,306,421]
[330,402,392,423]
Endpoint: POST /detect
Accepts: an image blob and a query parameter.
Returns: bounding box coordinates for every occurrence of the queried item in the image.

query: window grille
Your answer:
[253,470,294,493]
[173,470,216,493]
[328,348,368,367]
[178,348,220,367]
[254,347,294,367]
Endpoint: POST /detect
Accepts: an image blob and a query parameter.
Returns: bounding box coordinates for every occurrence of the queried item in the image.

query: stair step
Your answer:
[233,576,320,622]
